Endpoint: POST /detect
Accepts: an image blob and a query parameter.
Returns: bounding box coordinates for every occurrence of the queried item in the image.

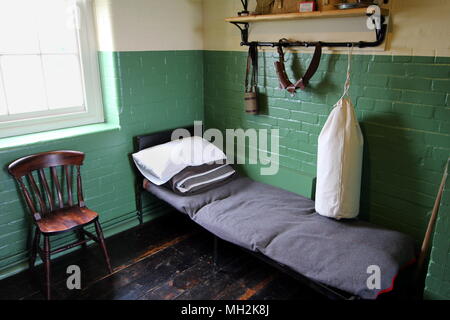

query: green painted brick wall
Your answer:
[204,50,449,298]
[0,50,204,279]
[0,47,449,298]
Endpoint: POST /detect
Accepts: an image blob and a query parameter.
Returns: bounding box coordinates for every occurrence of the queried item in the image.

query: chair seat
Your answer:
[36,206,98,234]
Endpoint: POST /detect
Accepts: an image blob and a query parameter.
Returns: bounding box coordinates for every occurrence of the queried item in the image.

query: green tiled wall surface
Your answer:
[204,51,449,299]
[0,50,204,279]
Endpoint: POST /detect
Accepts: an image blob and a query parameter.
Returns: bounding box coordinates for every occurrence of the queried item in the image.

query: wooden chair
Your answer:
[8,150,113,300]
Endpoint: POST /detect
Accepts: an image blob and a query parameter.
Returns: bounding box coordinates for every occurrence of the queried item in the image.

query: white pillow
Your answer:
[132,136,226,185]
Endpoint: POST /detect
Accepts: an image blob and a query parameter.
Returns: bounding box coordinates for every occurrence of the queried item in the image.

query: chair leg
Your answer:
[43,235,51,300]
[94,220,113,274]
[78,228,87,250]
[29,228,40,270]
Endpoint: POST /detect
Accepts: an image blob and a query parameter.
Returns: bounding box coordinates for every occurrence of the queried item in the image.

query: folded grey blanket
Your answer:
[164,163,236,195]
[145,176,417,299]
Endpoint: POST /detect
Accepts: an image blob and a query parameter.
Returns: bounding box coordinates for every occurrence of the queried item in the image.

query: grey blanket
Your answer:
[165,164,236,195]
[145,176,417,299]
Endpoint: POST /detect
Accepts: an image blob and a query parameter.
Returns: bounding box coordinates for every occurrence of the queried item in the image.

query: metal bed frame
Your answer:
[131,126,361,300]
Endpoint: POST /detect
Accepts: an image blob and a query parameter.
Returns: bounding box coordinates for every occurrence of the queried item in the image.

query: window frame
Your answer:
[0,0,104,139]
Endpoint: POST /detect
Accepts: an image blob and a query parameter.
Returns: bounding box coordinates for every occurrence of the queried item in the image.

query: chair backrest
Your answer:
[8,151,85,221]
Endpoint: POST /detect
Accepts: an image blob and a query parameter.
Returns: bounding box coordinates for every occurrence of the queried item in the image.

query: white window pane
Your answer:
[43,55,84,109]
[1,55,47,114]
[37,0,79,54]
[0,75,7,116]
[0,1,40,54]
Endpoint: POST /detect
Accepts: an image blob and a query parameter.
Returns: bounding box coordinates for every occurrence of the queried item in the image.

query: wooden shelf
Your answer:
[225,8,389,23]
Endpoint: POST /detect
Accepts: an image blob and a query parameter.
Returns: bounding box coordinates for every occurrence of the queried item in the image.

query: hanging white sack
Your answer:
[315,48,364,220]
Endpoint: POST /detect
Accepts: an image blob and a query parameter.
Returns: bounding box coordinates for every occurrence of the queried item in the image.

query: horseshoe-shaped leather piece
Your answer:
[274,42,322,94]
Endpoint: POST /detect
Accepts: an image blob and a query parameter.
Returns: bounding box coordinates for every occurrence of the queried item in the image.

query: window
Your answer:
[0,0,103,138]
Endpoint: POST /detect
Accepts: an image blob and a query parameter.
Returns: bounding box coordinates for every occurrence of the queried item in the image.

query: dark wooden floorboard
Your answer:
[213,261,280,300]
[139,257,218,300]
[0,212,321,300]
[75,246,191,300]
[248,274,326,300]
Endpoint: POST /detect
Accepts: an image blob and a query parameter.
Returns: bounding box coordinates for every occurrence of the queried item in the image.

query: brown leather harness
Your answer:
[245,44,258,94]
[274,41,322,94]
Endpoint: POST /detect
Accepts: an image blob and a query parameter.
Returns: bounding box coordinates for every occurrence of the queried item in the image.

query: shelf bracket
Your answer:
[231,22,249,44]
[367,9,386,39]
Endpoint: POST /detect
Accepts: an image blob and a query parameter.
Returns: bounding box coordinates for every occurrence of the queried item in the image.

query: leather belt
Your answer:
[274,41,322,94]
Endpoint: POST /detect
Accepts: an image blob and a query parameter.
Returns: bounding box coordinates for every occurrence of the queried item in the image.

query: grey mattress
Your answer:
[144,176,416,299]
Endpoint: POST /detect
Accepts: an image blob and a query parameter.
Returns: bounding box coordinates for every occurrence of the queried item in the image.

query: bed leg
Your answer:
[138,210,143,225]
[136,183,143,225]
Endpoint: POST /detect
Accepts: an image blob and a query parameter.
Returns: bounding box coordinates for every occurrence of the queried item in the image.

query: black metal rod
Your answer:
[240,23,387,48]
[244,39,379,48]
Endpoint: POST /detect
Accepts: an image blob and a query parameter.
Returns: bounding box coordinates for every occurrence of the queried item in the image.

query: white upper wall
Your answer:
[93,0,450,56]
[203,0,450,56]
[95,0,204,51]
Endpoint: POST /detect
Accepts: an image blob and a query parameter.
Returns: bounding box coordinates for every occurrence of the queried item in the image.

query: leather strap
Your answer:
[274,42,322,94]
[245,44,258,93]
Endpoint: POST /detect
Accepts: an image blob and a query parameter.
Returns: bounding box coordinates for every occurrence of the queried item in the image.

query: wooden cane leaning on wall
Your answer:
[416,158,449,290]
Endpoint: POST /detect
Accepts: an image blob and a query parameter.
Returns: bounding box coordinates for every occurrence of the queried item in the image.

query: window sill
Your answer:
[0,122,121,151]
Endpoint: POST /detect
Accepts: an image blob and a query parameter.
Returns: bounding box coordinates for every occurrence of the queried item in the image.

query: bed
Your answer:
[132,126,417,300]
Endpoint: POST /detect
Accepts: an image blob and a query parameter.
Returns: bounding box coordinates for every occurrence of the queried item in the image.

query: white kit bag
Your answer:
[315,48,364,219]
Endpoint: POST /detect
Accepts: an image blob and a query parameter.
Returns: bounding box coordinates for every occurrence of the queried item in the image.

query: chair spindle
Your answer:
[76,166,85,207]
[39,169,54,211]
[65,165,73,207]
[27,172,47,214]
[51,166,64,209]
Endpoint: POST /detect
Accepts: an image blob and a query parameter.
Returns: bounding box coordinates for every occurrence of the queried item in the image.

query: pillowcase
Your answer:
[165,163,236,195]
[132,136,226,185]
